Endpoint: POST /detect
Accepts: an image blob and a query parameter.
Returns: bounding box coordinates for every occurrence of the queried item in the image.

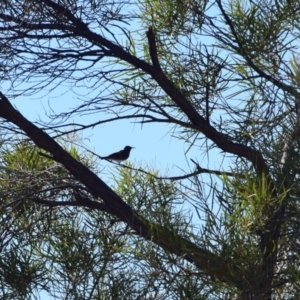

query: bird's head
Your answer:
[124,146,134,151]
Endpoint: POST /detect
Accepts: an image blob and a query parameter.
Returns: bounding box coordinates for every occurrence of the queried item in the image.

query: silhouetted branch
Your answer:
[147,26,161,70]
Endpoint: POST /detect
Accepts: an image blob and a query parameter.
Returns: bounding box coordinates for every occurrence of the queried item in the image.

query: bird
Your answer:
[101,146,134,162]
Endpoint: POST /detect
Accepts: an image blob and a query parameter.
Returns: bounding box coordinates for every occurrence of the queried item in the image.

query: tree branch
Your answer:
[146,26,161,70]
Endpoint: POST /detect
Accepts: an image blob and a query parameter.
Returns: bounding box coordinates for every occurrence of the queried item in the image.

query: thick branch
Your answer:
[0,92,240,287]
[146,26,161,70]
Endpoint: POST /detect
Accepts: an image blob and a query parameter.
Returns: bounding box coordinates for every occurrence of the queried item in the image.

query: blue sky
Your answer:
[10,88,224,184]
[12,94,193,173]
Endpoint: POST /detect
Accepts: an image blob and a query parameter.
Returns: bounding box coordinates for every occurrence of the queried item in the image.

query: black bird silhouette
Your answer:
[101,146,134,162]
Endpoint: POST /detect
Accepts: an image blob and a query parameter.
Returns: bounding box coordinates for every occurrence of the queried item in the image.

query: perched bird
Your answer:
[101,146,134,162]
